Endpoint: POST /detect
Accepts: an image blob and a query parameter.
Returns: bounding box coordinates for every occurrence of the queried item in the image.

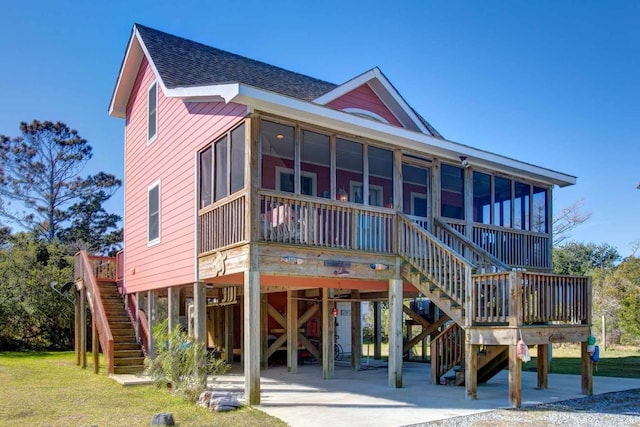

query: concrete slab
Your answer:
[207,360,640,427]
[110,373,154,386]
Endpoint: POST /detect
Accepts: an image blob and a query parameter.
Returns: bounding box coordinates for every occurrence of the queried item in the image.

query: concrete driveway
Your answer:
[208,359,640,427]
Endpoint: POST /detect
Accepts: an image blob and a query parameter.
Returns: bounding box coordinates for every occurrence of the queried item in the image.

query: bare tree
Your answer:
[552,198,591,246]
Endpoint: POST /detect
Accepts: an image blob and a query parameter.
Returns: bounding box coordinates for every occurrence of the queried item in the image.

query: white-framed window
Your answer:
[147,81,158,144]
[148,180,160,245]
[275,166,317,196]
[350,181,383,206]
[410,192,428,218]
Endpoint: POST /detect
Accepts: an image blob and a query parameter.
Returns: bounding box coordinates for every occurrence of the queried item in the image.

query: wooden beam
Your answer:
[298,333,321,361]
[322,288,334,379]
[287,290,299,373]
[244,267,260,405]
[167,287,180,333]
[403,305,431,329]
[508,344,522,408]
[74,289,80,366]
[193,283,206,345]
[581,341,593,395]
[267,303,287,329]
[537,344,548,389]
[224,305,234,364]
[92,315,99,374]
[374,301,382,360]
[80,287,87,369]
[388,279,403,388]
[260,294,268,369]
[147,290,157,358]
[351,290,361,370]
[465,341,477,399]
[403,315,449,353]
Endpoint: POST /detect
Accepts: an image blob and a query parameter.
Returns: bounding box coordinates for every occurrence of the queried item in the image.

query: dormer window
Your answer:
[147,81,158,143]
[342,108,389,124]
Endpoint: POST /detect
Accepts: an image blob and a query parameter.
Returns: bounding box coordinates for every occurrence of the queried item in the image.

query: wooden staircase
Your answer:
[98,282,145,374]
[398,214,510,386]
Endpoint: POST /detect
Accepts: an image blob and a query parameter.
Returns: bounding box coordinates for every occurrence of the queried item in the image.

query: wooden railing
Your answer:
[198,192,247,254]
[471,271,591,325]
[434,218,509,273]
[430,322,464,385]
[74,251,115,374]
[470,223,550,270]
[116,250,124,282]
[397,213,473,309]
[125,293,149,356]
[259,190,395,253]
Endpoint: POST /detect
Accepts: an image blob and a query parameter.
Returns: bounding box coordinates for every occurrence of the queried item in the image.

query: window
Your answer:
[441,164,464,220]
[473,171,491,224]
[402,163,429,217]
[301,130,329,197]
[368,146,393,207]
[532,186,548,233]
[514,181,531,230]
[276,167,316,196]
[199,122,246,209]
[148,82,157,143]
[336,138,363,203]
[494,176,511,227]
[148,181,160,245]
[261,121,294,192]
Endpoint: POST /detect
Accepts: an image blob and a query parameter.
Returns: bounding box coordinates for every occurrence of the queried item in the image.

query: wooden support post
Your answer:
[225,304,234,364]
[537,344,548,389]
[509,344,522,408]
[465,340,477,399]
[92,315,99,374]
[193,282,207,344]
[80,287,87,369]
[135,292,142,342]
[147,290,157,358]
[322,288,335,379]
[260,294,268,369]
[581,341,593,395]
[351,290,361,370]
[244,268,261,405]
[388,279,403,388]
[239,300,244,369]
[75,289,80,366]
[373,301,382,360]
[167,287,180,333]
[287,290,299,373]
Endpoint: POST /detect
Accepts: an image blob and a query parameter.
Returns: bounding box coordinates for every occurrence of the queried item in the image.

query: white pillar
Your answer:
[388,279,403,388]
[147,290,157,358]
[322,288,335,379]
[167,287,180,333]
[193,282,206,344]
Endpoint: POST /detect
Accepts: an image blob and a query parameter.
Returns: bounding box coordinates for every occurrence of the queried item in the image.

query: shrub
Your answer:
[144,319,229,401]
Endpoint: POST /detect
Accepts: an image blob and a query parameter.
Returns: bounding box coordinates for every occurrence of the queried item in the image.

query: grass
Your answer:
[0,351,286,427]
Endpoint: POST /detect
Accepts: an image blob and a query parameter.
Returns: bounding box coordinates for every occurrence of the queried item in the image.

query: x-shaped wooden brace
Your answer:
[267,303,321,361]
[402,305,450,353]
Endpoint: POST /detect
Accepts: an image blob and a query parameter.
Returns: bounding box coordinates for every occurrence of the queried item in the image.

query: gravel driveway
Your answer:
[413,388,640,426]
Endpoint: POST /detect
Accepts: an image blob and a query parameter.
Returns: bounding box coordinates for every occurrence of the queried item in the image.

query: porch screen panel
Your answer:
[301,130,329,197]
[440,164,464,220]
[336,138,363,203]
[368,146,393,207]
[472,171,491,224]
[230,123,245,194]
[260,121,294,192]
[514,181,530,230]
[402,164,429,218]
[199,146,213,208]
[532,186,548,233]
[214,136,228,202]
[493,176,511,227]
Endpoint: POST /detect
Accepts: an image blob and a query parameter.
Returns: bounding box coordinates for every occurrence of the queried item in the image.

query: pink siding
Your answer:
[327,84,402,127]
[124,57,246,294]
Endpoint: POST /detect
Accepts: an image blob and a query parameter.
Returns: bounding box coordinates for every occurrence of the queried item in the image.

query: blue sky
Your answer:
[1,1,639,256]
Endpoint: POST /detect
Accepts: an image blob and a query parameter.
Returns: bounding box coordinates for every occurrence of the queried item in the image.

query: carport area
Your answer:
[207,361,640,426]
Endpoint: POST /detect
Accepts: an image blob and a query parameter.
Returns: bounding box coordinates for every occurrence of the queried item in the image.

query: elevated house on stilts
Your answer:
[74,24,593,408]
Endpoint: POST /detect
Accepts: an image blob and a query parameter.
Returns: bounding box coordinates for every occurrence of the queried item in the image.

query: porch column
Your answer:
[260,294,268,369]
[244,268,261,405]
[92,315,99,374]
[287,290,299,373]
[351,290,361,370]
[193,282,207,344]
[147,290,157,358]
[465,338,477,399]
[508,343,522,408]
[80,286,87,369]
[167,287,180,333]
[388,279,403,388]
[373,301,382,360]
[224,304,234,364]
[322,288,335,379]
[581,341,593,395]
[537,343,549,389]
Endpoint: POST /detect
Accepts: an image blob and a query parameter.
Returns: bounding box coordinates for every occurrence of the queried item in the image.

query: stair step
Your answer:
[114,342,141,351]
[109,322,134,329]
[113,365,145,375]
[112,329,136,338]
[114,349,144,358]
[113,356,145,366]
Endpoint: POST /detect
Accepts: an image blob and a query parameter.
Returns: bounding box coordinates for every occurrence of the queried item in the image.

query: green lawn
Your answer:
[0,352,286,427]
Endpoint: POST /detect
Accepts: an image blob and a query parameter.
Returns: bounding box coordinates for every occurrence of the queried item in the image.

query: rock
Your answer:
[151,412,175,426]
[198,390,241,412]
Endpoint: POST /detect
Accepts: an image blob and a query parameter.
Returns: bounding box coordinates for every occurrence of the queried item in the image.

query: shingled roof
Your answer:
[135,24,338,102]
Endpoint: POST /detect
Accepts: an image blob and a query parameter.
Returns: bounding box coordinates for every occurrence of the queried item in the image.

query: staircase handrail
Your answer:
[430,322,464,385]
[398,213,473,318]
[434,217,510,272]
[75,251,115,374]
[125,293,149,356]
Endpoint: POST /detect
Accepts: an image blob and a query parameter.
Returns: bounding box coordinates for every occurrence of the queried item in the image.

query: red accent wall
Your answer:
[327,84,403,127]
[123,57,246,293]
